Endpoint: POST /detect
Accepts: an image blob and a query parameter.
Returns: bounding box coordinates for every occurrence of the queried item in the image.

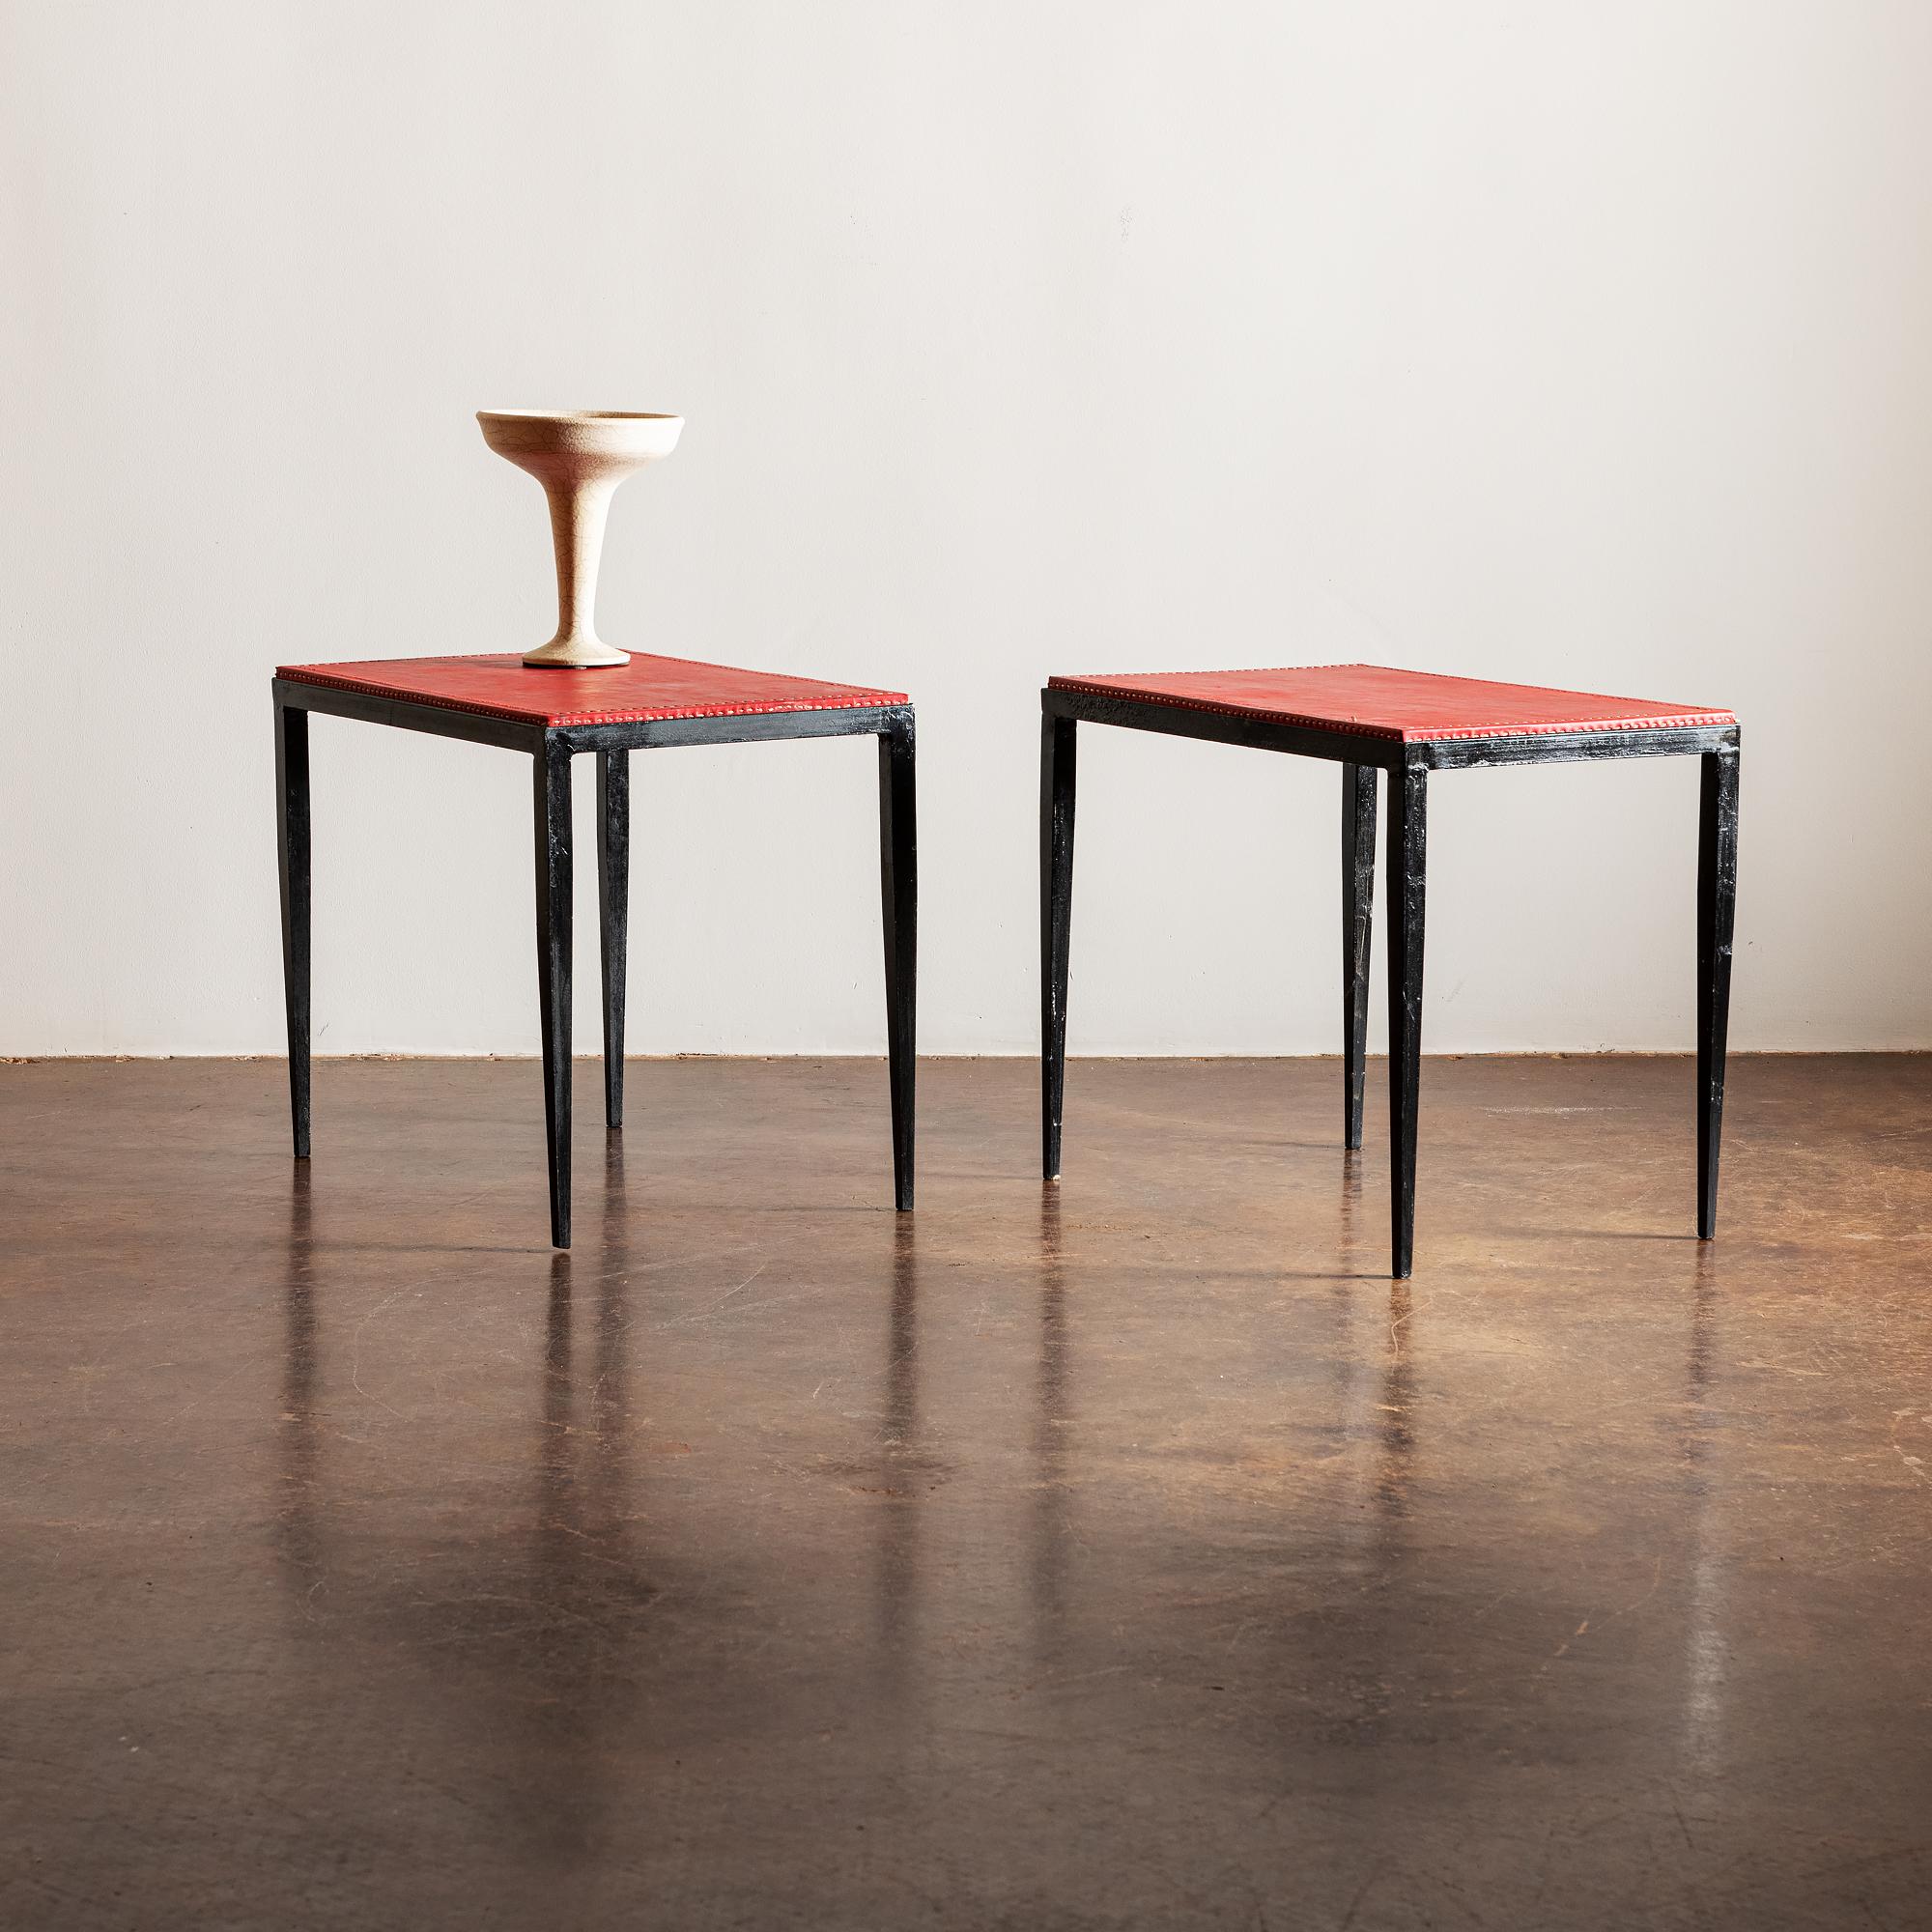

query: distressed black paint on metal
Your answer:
[1044,682,1736,776]
[1417,724,1737,770]
[1040,713,1077,1180]
[1386,761,1428,1280]
[596,749,630,1132]
[270,678,544,754]
[275,698,312,1160]
[878,716,918,1212]
[556,704,908,756]
[1043,686,1406,770]
[1696,743,1741,1239]
[533,735,574,1249]
[271,677,907,761]
[1341,761,1377,1151]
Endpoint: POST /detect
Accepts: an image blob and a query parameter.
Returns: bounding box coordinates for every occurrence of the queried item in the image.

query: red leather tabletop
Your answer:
[276,652,909,728]
[1048,665,1734,744]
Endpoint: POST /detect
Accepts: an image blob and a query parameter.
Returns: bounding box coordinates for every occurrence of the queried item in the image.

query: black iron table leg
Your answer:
[276,700,312,1160]
[596,749,630,1132]
[878,715,918,1211]
[1341,761,1377,1151]
[533,737,574,1248]
[1386,761,1427,1279]
[1696,742,1740,1238]
[1040,714,1077,1180]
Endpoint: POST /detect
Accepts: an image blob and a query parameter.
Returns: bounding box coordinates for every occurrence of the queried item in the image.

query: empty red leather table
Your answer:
[1039,664,1739,1277]
[273,652,916,1247]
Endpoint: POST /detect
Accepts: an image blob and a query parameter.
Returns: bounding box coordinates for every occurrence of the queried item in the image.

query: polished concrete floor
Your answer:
[2,1053,1930,1929]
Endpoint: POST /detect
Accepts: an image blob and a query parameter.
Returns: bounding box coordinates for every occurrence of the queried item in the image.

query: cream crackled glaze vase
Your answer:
[477,410,683,668]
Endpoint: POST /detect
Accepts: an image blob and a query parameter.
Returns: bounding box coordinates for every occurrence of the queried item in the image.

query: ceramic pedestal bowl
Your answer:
[477,410,683,668]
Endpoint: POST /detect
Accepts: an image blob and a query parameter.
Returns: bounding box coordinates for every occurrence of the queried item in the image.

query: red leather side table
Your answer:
[1039,665,1739,1278]
[274,652,916,1247]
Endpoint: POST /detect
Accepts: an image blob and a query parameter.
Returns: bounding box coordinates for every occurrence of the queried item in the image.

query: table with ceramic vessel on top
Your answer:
[1038,663,1740,1279]
[272,408,915,1248]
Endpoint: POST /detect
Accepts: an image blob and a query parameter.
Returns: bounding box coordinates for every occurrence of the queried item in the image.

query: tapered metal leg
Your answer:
[1342,761,1377,1150]
[596,749,629,1131]
[1040,713,1077,1180]
[275,700,312,1160]
[878,716,917,1211]
[1386,761,1427,1278]
[533,737,574,1249]
[1696,743,1740,1239]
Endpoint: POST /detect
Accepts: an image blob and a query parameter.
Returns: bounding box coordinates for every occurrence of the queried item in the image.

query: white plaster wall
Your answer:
[3,1,1929,1056]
